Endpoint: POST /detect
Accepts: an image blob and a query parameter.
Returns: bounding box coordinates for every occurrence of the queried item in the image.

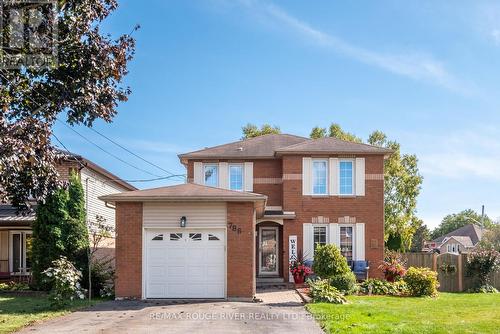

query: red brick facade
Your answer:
[226,202,256,299]
[115,202,143,298]
[186,153,386,279]
[281,155,385,278]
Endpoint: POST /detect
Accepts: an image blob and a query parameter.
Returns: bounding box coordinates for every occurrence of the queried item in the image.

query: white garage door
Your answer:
[145,229,225,299]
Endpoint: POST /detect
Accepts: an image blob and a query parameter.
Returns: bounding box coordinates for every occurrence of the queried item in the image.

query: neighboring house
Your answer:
[102,134,391,300]
[423,224,484,254]
[0,152,136,279]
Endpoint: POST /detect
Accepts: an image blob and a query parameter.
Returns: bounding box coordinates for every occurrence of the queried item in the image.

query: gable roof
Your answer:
[178,134,308,161]
[178,134,392,162]
[441,236,474,248]
[99,183,267,202]
[433,224,483,245]
[275,137,393,155]
[58,150,137,191]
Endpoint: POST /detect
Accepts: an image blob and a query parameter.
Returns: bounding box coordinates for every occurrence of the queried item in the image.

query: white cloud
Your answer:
[230,0,470,94]
[411,128,500,181]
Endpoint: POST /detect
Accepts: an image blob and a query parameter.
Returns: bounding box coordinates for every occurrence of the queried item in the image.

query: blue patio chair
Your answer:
[352,260,370,281]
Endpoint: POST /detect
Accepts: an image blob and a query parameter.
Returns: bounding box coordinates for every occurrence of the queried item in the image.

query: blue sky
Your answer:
[53,0,500,228]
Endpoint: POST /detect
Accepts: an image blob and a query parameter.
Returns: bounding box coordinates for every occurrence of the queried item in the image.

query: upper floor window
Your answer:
[312,160,328,195]
[204,164,218,187]
[339,160,354,195]
[229,164,243,191]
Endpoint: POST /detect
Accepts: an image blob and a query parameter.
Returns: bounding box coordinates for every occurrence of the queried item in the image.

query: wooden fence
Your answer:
[401,252,500,292]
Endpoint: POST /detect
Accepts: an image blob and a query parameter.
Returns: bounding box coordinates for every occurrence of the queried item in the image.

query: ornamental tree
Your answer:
[0,0,136,209]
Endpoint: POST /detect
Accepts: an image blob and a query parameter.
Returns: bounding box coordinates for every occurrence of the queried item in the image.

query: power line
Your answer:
[53,133,185,183]
[57,119,166,178]
[0,70,186,182]
[87,126,184,181]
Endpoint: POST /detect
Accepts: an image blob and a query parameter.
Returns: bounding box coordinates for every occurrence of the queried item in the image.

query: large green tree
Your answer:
[32,172,89,289]
[431,209,493,240]
[32,188,69,288]
[367,131,423,251]
[242,123,281,139]
[0,0,136,209]
[64,172,89,270]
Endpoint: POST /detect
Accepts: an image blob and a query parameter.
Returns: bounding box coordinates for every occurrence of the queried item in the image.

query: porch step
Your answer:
[256,277,289,289]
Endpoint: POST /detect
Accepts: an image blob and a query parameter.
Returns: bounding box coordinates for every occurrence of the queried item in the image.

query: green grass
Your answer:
[307,293,500,334]
[0,295,102,334]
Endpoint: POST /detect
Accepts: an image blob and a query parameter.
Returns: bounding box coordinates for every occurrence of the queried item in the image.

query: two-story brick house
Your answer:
[102,134,391,300]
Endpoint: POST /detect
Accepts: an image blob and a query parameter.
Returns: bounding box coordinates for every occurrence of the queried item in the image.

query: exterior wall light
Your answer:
[180,216,187,228]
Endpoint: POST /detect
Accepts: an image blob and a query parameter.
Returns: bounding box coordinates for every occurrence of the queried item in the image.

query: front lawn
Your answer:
[0,295,102,334]
[307,293,500,334]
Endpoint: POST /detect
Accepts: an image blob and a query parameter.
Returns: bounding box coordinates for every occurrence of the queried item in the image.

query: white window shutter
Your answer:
[244,162,253,192]
[329,223,340,247]
[355,223,365,261]
[218,162,228,189]
[303,223,313,260]
[302,158,312,195]
[355,158,365,196]
[329,158,339,195]
[193,162,203,184]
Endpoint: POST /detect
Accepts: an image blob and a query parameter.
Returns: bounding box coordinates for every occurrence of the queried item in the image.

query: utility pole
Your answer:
[481,205,485,230]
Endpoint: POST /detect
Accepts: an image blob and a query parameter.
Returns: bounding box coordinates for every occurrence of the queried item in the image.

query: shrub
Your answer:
[0,281,30,291]
[358,278,408,296]
[378,251,407,281]
[81,257,115,298]
[477,285,499,293]
[312,244,351,279]
[309,279,347,304]
[330,272,357,295]
[403,267,439,297]
[43,256,86,307]
[466,249,500,288]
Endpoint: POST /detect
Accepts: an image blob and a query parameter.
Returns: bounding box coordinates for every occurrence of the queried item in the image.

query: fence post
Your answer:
[432,252,437,271]
[458,254,463,291]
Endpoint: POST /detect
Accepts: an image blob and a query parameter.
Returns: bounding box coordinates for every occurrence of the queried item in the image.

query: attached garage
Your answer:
[100,183,267,300]
[145,229,225,298]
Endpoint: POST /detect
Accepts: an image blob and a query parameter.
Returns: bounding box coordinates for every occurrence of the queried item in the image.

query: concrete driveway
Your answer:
[18,289,324,334]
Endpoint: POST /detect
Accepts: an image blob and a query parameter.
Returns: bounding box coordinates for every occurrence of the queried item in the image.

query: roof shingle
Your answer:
[178,134,308,160]
[99,183,267,202]
[275,137,393,155]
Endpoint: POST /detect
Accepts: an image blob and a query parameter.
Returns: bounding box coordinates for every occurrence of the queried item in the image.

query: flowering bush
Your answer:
[43,256,86,307]
[289,261,313,277]
[378,251,407,282]
[466,249,500,288]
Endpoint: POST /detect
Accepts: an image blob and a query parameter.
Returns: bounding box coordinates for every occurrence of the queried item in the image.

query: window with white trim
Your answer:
[339,160,354,195]
[313,225,327,251]
[312,160,328,195]
[340,226,354,263]
[10,231,32,274]
[229,164,243,191]
[204,164,218,187]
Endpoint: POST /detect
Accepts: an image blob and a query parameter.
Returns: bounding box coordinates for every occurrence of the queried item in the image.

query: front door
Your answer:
[258,226,279,275]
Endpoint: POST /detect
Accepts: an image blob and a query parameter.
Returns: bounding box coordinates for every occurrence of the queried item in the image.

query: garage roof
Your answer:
[99,183,268,203]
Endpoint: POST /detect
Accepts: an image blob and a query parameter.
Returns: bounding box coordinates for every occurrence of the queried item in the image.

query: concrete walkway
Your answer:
[18,289,323,334]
